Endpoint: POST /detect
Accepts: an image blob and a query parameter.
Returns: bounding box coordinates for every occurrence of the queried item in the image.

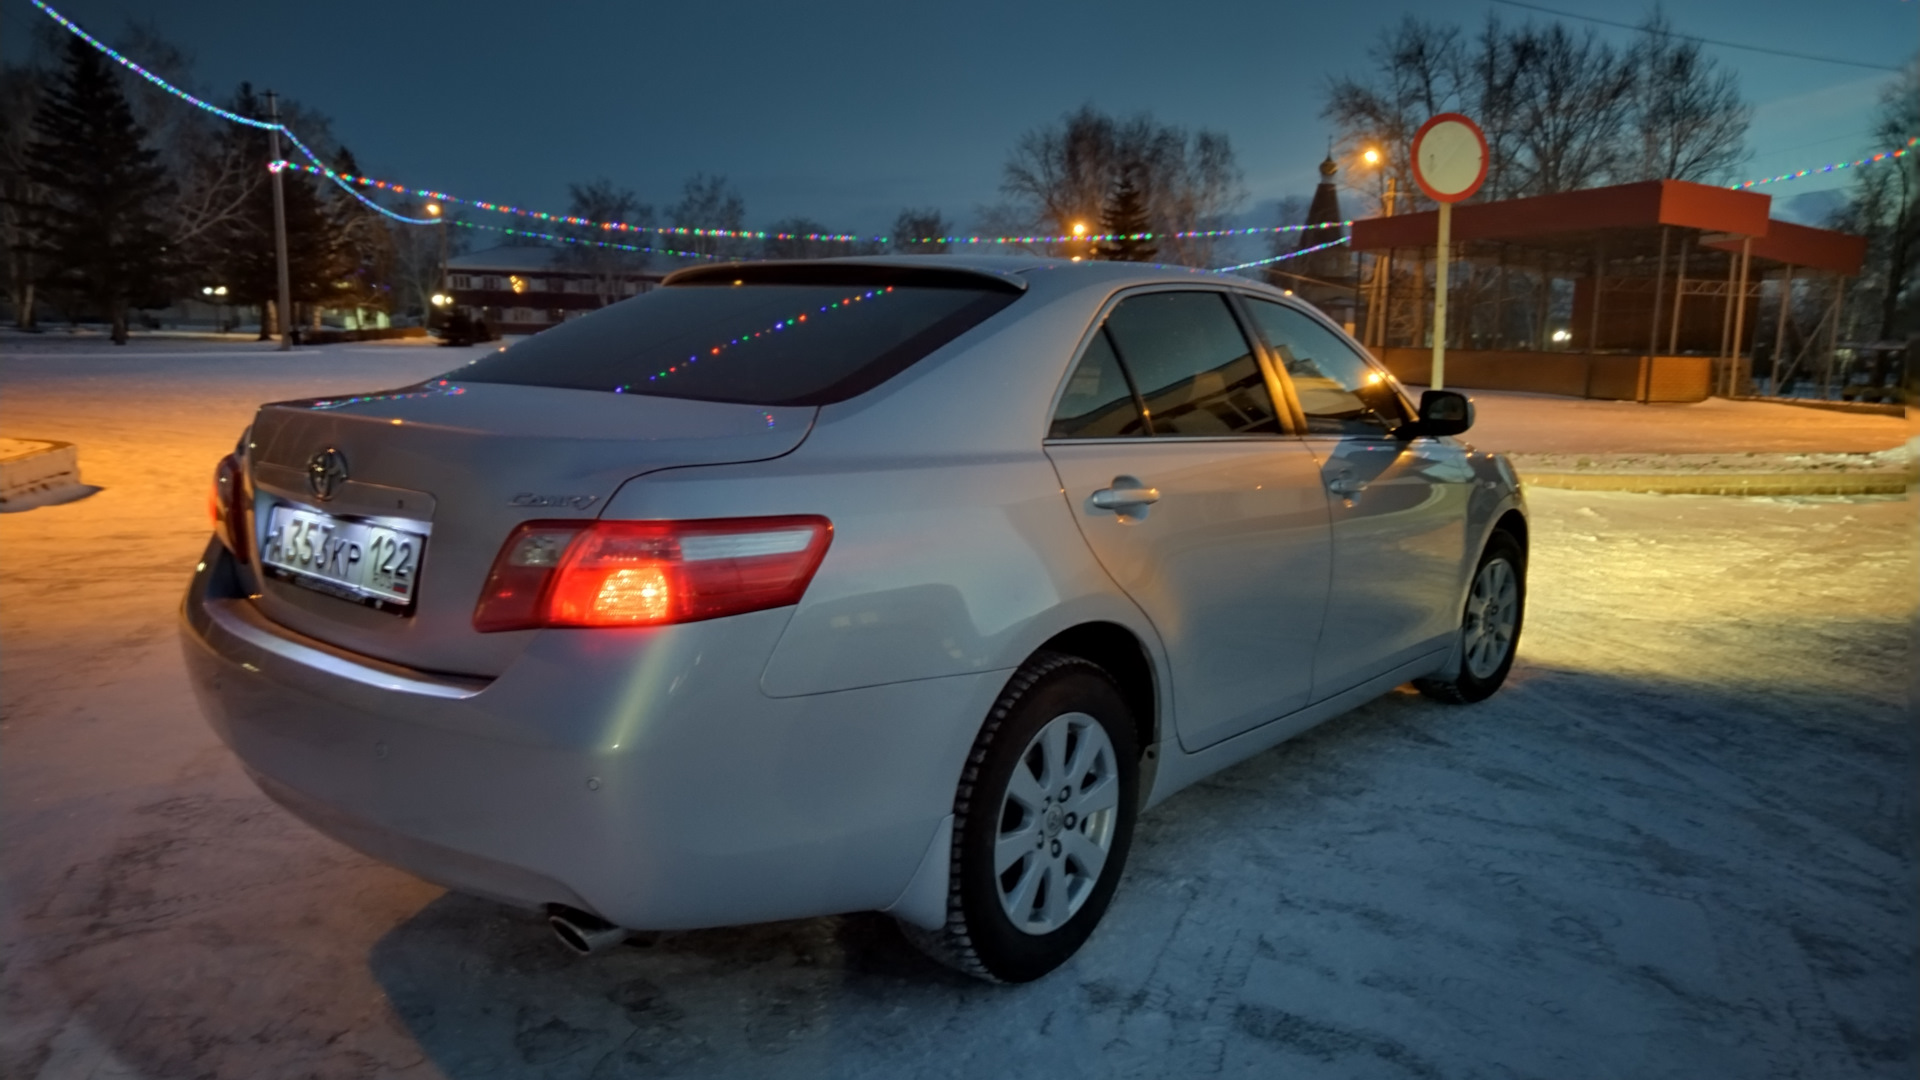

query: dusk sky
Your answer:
[3,0,1911,247]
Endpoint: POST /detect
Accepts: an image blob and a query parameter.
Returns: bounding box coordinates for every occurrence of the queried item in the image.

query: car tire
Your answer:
[900,651,1139,983]
[1417,530,1525,705]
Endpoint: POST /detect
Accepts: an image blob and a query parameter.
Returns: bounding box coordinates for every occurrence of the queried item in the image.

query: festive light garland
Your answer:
[30,0,439,226]
[1211,236,1352,274]
[452,220,725,262]
[272,161,870,242]
[269,160,1359,246]
[1731,137,1918,191]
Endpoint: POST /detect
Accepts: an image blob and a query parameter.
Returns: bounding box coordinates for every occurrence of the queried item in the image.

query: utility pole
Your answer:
[266,91,294,352]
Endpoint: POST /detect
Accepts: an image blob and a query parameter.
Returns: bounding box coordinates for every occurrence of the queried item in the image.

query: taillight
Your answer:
[209,453,252,565]
[473,516,832,632]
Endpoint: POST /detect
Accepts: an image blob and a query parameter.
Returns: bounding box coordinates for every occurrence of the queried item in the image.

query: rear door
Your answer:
[1044,289,1332,752]
[1239,298,1475,698]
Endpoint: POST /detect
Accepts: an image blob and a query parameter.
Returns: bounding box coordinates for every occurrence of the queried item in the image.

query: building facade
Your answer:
[445,245,665,335]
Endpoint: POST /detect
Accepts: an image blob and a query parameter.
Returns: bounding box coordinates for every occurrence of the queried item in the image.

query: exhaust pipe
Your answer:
[546,905,628,956]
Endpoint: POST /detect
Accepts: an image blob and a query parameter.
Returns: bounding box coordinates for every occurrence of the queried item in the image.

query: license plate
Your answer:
[261,505,427,608]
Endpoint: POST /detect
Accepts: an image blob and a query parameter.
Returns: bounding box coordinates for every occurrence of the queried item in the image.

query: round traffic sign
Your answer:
[1411,113,1488,204]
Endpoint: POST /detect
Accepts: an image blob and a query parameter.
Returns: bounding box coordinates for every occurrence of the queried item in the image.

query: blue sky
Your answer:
[3,0,1910,244]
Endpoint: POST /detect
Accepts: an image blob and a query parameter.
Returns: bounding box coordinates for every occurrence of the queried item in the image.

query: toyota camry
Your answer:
[182,257,1526,983]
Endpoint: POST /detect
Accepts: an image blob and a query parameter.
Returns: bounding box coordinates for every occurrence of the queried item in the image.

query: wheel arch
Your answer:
[1030,621,1159,763]
[1493,507,1528,561]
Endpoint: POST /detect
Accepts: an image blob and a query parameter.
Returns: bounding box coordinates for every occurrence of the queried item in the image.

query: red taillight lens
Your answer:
[209,453,251,564]
[473,516,832,632]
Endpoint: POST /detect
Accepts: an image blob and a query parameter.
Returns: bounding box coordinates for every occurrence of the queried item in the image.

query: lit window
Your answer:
[509,275,528,295]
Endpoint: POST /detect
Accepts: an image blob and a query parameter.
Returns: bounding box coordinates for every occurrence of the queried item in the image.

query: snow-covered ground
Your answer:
[2,339,1914,1079]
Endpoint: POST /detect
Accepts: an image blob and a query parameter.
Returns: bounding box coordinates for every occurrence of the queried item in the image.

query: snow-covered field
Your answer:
[2,338,1914,1079]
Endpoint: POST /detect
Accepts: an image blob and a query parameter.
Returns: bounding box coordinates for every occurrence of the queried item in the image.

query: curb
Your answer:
[1520,472,1912,496]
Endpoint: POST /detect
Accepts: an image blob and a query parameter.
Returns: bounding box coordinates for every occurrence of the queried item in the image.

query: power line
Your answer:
[1486,0,1903,73]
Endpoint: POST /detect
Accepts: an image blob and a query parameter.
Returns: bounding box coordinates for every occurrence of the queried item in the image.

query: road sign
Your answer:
[1410,113,1487,390]
[1412,113,1488,204]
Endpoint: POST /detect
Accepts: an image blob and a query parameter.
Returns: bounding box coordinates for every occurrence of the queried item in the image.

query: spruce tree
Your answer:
[23,36,173,344]
[1095,168,1157,262]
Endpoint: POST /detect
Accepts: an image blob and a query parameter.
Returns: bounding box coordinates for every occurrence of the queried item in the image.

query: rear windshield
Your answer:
[454,269,1021,406]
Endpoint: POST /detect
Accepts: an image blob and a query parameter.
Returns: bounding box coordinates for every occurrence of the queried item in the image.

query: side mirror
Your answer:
[1396,389,1474,439]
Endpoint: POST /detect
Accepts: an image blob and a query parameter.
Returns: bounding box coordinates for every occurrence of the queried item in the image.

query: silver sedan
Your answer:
[182,257,1525,983]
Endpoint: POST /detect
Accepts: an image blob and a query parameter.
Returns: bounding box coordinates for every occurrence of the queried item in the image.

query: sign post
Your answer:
[1410,113,1488,390]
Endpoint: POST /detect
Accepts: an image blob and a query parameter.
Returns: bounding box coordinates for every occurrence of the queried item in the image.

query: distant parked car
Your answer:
[183,257,1526,982]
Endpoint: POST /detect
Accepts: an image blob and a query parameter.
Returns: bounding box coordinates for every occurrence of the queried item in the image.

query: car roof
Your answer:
[662,254,1274,302]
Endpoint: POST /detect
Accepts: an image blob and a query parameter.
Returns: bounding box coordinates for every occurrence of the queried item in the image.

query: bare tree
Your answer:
[890,207,950,254]
[111,24,267,286]
[761,217,846,260]
[557,179,651,306]
[1834,62,1920,341]
[1323,11,1743,201]
[667,173,747,262]
[1624,12,1749,183]
[1001,105,1244,267]
[1322,18,1467,210]
[1504,24,1637,196]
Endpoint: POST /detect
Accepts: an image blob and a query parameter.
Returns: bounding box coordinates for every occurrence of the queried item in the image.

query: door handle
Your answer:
[1327,476,1368,497]
[1090,476,1159,519]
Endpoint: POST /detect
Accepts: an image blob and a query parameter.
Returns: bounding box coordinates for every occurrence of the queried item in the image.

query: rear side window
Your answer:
[1051,291,1281,438]
[1049,329,1149,438]
[457,276,1019,407]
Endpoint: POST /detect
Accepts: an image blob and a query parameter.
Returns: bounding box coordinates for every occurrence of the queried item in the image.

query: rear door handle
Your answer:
[1327,476,1368,496]
[1090,476,1159,518]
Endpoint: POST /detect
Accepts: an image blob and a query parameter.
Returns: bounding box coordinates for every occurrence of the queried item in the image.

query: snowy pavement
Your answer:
[2,340,1914,1079]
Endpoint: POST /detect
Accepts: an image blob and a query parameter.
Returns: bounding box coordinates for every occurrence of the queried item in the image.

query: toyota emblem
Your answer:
[307,447,348,500]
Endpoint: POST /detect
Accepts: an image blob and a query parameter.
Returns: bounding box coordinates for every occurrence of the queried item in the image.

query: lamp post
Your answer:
[1070,221,1088,262]
[425,201,448,327]
[265,91,293,352]
[1359,147,1397,348]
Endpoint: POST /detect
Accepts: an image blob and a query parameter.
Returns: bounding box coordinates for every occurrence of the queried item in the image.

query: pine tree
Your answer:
[1095,168,1157,262]
[22,36,173,344]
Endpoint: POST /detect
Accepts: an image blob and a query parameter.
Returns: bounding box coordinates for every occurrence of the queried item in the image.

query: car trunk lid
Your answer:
[240,379,813,677]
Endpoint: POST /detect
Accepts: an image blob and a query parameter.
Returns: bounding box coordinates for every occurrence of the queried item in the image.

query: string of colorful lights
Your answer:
[452,220,725,262]
[269,160,1358,246]
[38,0,1914,261]
[1211,236,1352,274]
[271,161,872,243]
[30,0,439,226]
[1730,136,1917,191]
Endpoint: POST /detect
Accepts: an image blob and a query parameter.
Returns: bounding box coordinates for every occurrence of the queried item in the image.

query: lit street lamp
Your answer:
[426,201,449,328]
[1358,146,1397,348]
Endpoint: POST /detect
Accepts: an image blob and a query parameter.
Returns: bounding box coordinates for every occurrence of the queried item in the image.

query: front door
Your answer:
[1044,289,1332,752]
[1240,298,1475,697]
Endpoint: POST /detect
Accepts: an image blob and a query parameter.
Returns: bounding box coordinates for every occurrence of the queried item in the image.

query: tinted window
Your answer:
[1050,329,1148,438]
[1101,292,1282,437]
[1243,299,1408,436]
[457,281,1018,406]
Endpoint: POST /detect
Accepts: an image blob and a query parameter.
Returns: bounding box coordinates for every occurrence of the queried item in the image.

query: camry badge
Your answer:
[307,447,348,501]
[510,492,600,511]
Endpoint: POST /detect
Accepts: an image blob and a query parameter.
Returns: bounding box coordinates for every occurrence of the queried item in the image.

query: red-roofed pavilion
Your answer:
[1347,179,1866,402]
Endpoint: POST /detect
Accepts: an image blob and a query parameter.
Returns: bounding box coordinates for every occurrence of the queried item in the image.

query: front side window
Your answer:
[1050,291,1281,439]
[1243,299,1407,436]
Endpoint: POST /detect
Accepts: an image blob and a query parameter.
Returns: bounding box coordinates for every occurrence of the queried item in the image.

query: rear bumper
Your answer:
[181,538,1001,930]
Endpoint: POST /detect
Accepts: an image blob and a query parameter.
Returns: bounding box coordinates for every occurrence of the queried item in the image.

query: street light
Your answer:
[426,202,449,328]
[1357,146,1397,349]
